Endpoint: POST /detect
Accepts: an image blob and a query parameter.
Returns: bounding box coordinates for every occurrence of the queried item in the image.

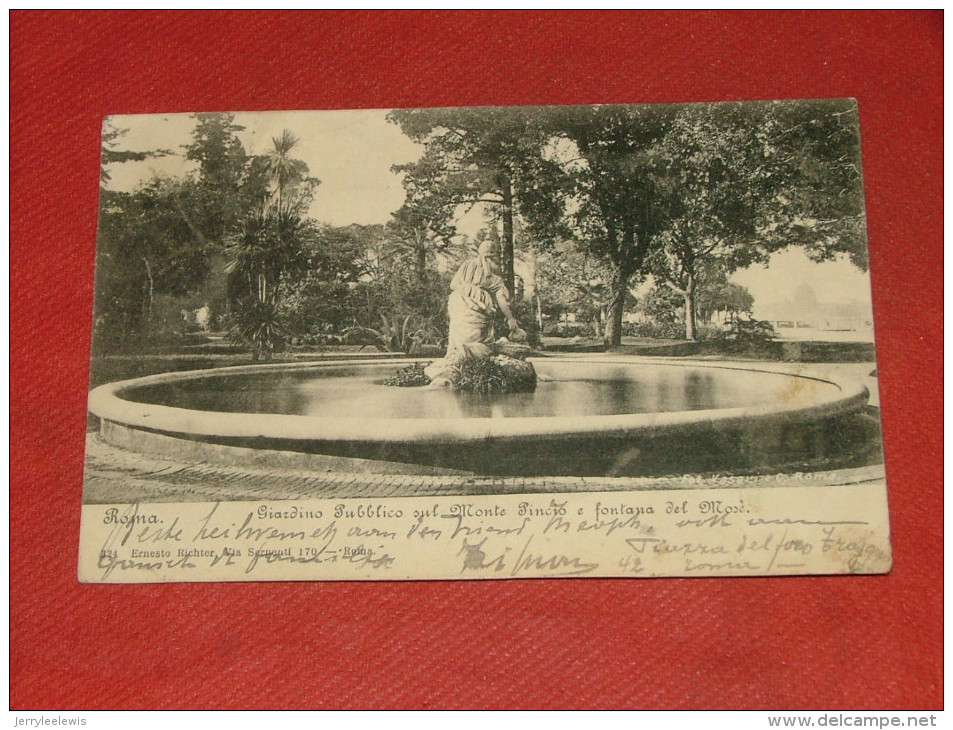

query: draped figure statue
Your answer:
[425,239,528,387]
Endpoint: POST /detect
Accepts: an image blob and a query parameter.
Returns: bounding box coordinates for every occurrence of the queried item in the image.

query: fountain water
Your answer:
[87,356,879,478]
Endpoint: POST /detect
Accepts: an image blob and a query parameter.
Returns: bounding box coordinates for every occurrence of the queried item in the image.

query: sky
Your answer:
[104,108,422,227]
[102,108,875,313]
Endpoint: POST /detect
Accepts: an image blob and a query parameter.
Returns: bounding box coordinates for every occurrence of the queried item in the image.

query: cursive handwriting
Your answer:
[98,552,196,580]
[747,517,868,527]
[85,486,889,582]
[510,535,599,577]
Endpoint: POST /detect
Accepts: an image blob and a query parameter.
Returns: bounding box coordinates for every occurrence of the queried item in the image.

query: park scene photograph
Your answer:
[84,100,885,502]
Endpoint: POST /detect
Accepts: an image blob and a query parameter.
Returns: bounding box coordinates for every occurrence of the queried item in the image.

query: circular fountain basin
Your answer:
[88,357,875,477]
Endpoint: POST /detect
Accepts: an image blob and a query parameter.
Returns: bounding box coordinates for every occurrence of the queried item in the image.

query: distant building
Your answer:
[755,283,873,332]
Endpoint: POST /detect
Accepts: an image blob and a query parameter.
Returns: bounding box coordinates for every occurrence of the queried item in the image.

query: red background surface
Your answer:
[10,11,942,710]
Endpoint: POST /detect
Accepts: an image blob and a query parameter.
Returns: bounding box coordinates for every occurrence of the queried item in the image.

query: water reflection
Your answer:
[126,362,828,419]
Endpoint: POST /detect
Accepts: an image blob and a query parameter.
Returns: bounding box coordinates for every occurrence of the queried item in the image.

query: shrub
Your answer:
[449,355,536,395]
[710,316,777,351]
[621,321,684,339]
[543,321,597,338]
[345,313,442,355]
[226,299,287,360]
[380,362,432,387]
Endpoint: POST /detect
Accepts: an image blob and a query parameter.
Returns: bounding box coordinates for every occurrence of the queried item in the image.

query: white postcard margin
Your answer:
[79,480,891,583]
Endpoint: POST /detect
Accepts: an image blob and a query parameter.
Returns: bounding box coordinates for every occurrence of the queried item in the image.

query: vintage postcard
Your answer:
[79,101,891,582]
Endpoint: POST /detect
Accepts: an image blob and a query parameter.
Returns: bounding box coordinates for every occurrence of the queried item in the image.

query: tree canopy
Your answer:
[93,102,871,355]
[386,100,869,345]
[388,106,566,293]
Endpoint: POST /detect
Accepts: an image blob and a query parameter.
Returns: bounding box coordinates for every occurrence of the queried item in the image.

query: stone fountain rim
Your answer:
[87,356,870,444]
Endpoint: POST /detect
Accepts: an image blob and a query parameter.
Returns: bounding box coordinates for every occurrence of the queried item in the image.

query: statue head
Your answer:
[477,239,498,259]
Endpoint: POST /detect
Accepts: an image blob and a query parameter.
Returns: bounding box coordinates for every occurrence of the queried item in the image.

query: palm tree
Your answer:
[264,130,305,214]
[226,129,317,359]
[226,209,311,306]
[225,208,312,360]
[225,211,271,305]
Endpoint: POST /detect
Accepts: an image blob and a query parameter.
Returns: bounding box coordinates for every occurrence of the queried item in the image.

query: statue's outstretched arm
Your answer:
[494,286,526,342]
[494,286,518,328]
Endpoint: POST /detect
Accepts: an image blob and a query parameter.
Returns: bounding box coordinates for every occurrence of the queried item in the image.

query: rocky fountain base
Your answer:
[384,339,537,395]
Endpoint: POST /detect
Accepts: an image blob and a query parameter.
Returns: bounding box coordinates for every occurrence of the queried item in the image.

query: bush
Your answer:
[345,313,444,355]
[621,321,684,339]
[380,361,432,387]
[710,316,777,351]
[543,321,597,338]
[449,355,536,395]
[225,299,287,360]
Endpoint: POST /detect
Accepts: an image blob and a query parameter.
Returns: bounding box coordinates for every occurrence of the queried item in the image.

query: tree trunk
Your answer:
[500,174,515,295]
[605,223,639,348]
[416,245,427,285]
[142,258,154,324]
[604,273,629,348]
[683,272,697,341]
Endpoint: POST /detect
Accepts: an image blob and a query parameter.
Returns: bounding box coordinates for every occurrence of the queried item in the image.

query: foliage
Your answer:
[621,320,684,340]
[645,103,767,339]
[635,284,682,324]
[184,113,254,244]
[632,271,755,341]
[554,104,680,345]
[224,209,313,307]
[645,100,869,339]
[534,240,613,338]
[278,224,369,337]
[388,107,567,292]
[761,99,869,271]
[357,222,452,344]
[345,313,442,355]
[95,114,258,352]
[710,316,777,350]
[93,178,213,348]
[380,362,432,387]
[225,298,287,360]
[262,129,320,214]
[93,102,870,360]
[449,355,536,395]
[695,268,754,324]
[384,202,455,283]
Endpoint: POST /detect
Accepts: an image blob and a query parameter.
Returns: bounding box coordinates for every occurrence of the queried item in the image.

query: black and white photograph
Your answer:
[79,101,891,582]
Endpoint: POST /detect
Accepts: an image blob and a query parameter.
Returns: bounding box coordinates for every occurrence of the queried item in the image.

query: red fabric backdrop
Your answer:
[10,11,942,710]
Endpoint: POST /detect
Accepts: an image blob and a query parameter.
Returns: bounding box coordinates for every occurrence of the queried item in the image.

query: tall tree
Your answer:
[558,104,679,346]
[263,129,317,214]
[695,270,754,326]
[648,99,869,339]
[184,113,250,245]
[384,178,457,287]
[224,208,314,359]
[94,177,210,345]
[647,103,770,339]
[279,224,371,337]
[763,98,869,270]
[388,106,566,294]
